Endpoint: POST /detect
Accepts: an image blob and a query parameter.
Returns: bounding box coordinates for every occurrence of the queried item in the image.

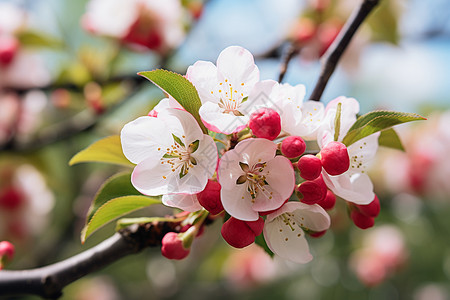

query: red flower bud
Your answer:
[0,241,15,270]
[248,108,281,140]
[350,210,374,229]
[297,175,327,205]
[318,190,336,210]
[161,232,190,260]
[221,217,264,248]
[357,195,380,218]
[281,136,306,158]
[297,154,322,180]
[0,187,25,211]
[0,36,19,66]
[320,141,350,175]
[197,180,223,215]
[309,230,327,238]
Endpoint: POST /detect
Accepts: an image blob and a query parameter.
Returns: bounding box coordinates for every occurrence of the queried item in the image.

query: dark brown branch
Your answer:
[278,43,300,83]
[309,0,381,101]
[0,221,178,299]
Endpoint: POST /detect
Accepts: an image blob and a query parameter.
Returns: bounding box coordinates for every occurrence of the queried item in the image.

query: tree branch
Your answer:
[278,43,300,83]
[0,221,178,299]
[309,0,381,101]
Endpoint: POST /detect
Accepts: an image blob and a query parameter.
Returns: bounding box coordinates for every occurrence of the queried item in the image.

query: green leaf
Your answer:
[255,233,274,257]
[138,70,208,134]
[367,0,400,44]
[17,31,65,49]
[116,217,177,231]
[81,195,160,243]
[342,111,425,146]
[86,172,141,223]
[378,128,405,151]
[69,135,133,166]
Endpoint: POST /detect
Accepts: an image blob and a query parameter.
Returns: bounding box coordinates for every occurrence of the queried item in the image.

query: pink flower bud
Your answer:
[221,217,264,248]
[297,175,327,205]
[318,190,336,210]
[161,232,190,260]
[297,154,322,180]
[357,195,380,218]
[0,241,15,270]
[350,210,374,229]
[197,180,223,215]
[0,187,25,211]
[320,141,350,176]
[248,108,281,141]
[281,136,306,158]
[0,36,19,66]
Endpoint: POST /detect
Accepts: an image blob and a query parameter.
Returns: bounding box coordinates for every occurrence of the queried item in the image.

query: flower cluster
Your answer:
[121,46,383,263]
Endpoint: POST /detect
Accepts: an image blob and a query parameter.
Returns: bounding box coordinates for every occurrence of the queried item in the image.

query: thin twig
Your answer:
[278,43,300,83]
[0,221,178,299]
[309,0,381,101]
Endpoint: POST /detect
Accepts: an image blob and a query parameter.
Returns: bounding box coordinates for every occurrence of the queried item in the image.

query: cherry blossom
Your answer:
[218,138,295,221]
[186,46,259,134]
[263,201,330,263]
[319,97,379,205]
[82,0,185,52]
[121,108,217,196]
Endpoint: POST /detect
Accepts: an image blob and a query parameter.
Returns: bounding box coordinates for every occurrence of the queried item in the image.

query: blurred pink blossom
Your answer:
[349,225,407,286]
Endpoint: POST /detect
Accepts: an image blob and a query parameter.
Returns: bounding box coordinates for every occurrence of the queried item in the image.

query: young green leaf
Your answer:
[86,172,141,223]
[69,135,133,166]
[81,195,161,243]
[138,69,208,134]
[378,128,405,151]
[342,111,425,146]
[17,31,65,49]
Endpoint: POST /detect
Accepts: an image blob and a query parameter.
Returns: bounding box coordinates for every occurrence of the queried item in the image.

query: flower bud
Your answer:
[297,175,327,205]
[357,195,380,218]
[221,217,264,248]
[318,190,336,210]
[320,141,350,176]
[0,187,25,211]
[297,154,322,180]
[281,136,306,158]
[309,230,327,238]
[248,108,281,141]
[350,210,374,229]
[197,180,223,215]
[0,36,19,66]
[161,232,190,260]
[0,241,15,270]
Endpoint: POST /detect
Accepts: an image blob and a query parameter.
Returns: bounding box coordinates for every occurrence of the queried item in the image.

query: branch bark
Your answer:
[309,0,381,101]
[0,221,177,299]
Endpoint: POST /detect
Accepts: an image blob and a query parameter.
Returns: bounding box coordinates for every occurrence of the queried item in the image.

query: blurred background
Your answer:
[1,0,450,299]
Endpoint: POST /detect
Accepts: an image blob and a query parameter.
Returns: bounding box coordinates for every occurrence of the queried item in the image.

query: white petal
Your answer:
[347,133,380,173]
[186,60,219,104]
[158,108,203,144]
[254,156,295,208]
[323,171,374,205]
[199,102,248,134]
[252,183,285,212]
[239,80,278,116]
[162,194,202,212]
[263,216,312,264]
[233,138,277,167]
[132,155,207,196]
[216,46,259,89]
[221,183,259,221]
[120,116,171,164]
[189,135,218,181]
[217,149,246,189]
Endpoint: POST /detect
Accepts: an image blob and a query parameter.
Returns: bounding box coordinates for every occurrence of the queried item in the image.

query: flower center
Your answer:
[216,79,245,115]
[236,161,272,202]
[276,212,306,241]
[160,134,199,179]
